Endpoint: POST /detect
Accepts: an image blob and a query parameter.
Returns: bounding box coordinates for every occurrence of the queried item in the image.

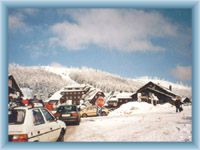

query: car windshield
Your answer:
[9,109,25,124]
[57,105,77,113]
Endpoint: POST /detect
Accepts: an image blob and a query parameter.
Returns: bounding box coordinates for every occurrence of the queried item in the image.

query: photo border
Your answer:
[0,0,199,149]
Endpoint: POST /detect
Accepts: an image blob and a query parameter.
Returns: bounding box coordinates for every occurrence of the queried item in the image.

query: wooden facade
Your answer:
[60,85,87,105]
[8,75,23,99]
[117,97,134,107]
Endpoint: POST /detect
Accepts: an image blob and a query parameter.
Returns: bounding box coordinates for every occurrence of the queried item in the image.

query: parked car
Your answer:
[8,104,66,142]
[80,106,109,117]
[54,105,81,125]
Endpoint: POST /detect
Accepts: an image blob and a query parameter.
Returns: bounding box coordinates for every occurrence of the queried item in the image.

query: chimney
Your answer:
[169,85,172,91]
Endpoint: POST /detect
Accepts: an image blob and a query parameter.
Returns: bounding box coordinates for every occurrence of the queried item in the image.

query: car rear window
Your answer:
[9,109,25,124]
[57,105,77,113]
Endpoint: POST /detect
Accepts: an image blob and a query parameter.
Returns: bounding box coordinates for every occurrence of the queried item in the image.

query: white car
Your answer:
[8,105,66,142]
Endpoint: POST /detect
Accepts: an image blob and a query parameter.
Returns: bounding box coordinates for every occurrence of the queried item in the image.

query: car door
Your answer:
[92,106,98,116]
[40,108,61,141]
[87,107,93,116]
[87,106,96,116]
[31,109,50,142]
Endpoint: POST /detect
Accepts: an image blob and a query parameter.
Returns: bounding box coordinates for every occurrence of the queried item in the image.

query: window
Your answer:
[9,109,25,124]
[41,109,55,122]
[32,109,45,125]
[57,105,77,113]
[76,101,80,105]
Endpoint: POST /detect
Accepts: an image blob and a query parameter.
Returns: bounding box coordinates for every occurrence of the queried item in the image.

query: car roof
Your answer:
[59,104,77,107]
[12,106,45,111]
[12,106,29,110]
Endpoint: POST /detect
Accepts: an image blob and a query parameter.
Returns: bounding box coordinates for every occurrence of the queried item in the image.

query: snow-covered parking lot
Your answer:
[64,102,192,142]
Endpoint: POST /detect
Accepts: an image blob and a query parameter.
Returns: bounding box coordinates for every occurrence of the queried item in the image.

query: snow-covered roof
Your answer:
[63,84,86,89]
[116,92,134,99]
[82,87,103,101]
[158,85,177,96]
[45,89,63,102]
[146,87,175,99]
[107,92,134,101]
[108,97,118,102]
[138,81,178,98]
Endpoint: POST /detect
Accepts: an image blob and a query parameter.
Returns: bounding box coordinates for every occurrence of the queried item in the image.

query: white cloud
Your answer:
[50,9,178,52]
[50,62,64,68]
[171,65,192,81]
[9,15,27,30]
[21,8,39,16]
[8,8,39,31]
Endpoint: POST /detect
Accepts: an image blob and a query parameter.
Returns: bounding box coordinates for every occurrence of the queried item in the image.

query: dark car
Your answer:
[54,105,81,125]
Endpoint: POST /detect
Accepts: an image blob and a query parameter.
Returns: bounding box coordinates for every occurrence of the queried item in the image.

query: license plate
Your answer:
[62,114,70,117]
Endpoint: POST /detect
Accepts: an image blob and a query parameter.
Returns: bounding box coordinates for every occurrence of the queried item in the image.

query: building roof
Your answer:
[107,92,134,102]
[8,75,23,97]
[45,89,63,102]
[108,97,118,102]
[136,81,178,99]
[116,92,135,99]
[63,84,86,89]
[82,87,103,101]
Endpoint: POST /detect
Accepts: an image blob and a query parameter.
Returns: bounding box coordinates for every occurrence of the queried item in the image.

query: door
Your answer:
[89,106,97,116]
[40,108,61,141]
[31,109,50,142]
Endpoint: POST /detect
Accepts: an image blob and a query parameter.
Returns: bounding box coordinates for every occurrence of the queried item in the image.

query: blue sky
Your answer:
[8,8,192,85]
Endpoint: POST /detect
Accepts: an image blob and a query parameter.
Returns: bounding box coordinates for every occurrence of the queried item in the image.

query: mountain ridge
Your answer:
[9,64,192,100]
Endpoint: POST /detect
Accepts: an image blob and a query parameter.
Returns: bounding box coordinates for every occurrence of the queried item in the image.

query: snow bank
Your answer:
[109,102,154,116]
[109,102,176,117]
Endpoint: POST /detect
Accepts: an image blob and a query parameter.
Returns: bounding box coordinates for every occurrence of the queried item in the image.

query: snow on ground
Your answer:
[64,102,192,142]
[108,102,176,116]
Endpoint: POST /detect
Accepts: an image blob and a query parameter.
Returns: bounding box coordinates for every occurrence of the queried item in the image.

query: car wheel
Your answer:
[57,128,65,142]
[82,113,88,118]
[101,111,107,116]
[76,121,80,125]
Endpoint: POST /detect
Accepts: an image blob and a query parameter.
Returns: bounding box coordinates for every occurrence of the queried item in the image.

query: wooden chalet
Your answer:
[181,97,191,103]
[82,87,105,105]
[8,75,23,100]
[46,84,104,106]
[107,92,135,108]
[60,84,88,105]
[132,81,179,105]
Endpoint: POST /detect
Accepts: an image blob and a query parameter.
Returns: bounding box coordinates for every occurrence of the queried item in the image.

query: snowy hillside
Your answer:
[9,64,192,100]
[9,64,69,100]
[68,67,191,98]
